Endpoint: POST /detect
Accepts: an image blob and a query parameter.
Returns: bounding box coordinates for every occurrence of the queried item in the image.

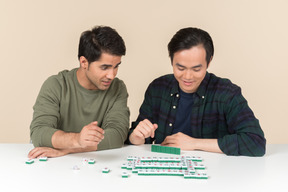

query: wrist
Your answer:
[129,132,145,145]
[72,133,82,148]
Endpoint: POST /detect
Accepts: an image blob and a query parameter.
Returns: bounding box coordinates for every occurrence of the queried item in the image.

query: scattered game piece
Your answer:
[25,159,34,164]
[88,159,95,164]
[102,167,110,173]
[122,171,128,178]
[151,145,181,155]
[39,157,48,161]
[73,165,80,170]
[121,163,127,169]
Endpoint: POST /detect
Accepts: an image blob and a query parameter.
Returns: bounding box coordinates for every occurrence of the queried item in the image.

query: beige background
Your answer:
[0,0,287,144]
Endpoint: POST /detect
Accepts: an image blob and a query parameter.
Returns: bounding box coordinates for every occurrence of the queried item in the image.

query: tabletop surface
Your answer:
[0,144,287,192]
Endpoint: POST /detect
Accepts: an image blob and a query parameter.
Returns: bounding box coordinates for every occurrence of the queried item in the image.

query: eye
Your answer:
[193,67,202,72]
[100,65,109,70]
[177,67,184,71]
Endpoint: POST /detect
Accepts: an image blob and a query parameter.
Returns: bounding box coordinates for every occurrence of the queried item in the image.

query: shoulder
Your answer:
[208,73,241,94]
[149,74,176,89]
[45,69,74,84]
[204,72,243,103]
[41,69,75,92]
[151,74,175,84]
[143,74,177,98]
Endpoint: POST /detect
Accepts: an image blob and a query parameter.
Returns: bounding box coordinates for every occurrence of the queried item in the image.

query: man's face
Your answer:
[172,46,208,93]
[82,53,122,90]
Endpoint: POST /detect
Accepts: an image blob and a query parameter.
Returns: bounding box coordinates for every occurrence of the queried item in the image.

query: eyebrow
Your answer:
[101,62,121,68]
[175,63,202,69]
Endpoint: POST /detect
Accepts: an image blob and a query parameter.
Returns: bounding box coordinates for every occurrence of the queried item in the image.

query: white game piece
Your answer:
[102,167,110,173]
[73,165,80,170]
[88,159,95,164]
[121,163,127,169]
[122,171,128,178]
[39,157,48,161]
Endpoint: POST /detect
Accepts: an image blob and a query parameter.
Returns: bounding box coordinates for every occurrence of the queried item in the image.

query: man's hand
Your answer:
[161,132,195,150]
[161,132,223,153]
[129,119,158,145]
[77,121,105,148]
[28,147,68,159]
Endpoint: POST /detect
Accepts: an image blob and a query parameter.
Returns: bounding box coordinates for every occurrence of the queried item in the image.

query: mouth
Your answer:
[183,80,193,86]
[102,80,112,86]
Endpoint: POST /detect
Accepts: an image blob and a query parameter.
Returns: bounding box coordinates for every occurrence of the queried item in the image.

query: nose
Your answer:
[106,68,117,80]
[184,69,193,80]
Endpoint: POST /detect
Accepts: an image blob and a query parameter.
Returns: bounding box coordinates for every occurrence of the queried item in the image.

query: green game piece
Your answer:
[151,145,181,155]
[25,159,34,164]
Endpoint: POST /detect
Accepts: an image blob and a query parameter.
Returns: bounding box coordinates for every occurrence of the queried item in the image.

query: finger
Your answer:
[29,149,46,159]
[140,120,156,137]
[161,143,175,147]
[142,119,154,130]
[83,140,99,147]
[28,148,38,158]
[138,124,153,138]
[151,124,158,138]
[87,129,105,140]
[90,121,98,126]
[132,129,146,139]
[161,135,176,145]
[88,124,105,135]
[85,134,103,143]
[28,147,43,159]
[40,149,60,158]
[137,127,150,138]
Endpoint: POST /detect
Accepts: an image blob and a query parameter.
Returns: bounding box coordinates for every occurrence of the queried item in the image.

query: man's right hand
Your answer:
[129,119,158,145]
[77,121,105,148]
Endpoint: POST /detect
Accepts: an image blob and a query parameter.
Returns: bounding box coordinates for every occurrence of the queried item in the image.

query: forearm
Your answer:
[218,133,266,156]
[97,128,127,150]
[192,138,223,154]
[62,146,98,154]
[51,130,81,149]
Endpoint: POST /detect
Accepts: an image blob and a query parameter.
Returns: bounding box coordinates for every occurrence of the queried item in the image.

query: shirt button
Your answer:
[173,106,176,109]
[202,96,205,99]
[169,123,173,127]
[176,94,179,97]
[170,94,173,96]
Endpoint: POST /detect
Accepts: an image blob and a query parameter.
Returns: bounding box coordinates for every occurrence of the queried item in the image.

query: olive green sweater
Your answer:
[30,68,130,150]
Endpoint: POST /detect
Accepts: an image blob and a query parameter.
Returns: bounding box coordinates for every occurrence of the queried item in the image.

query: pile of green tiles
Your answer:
[151,145,181,155]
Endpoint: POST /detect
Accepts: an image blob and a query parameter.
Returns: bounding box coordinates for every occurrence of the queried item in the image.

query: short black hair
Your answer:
[168,27,214,65]
[78,26,126,63]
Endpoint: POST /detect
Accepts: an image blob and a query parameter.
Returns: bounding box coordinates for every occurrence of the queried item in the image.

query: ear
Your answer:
[79,56,89,69]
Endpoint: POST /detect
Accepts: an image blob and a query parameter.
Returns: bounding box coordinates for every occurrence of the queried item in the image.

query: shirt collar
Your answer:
[170,72,210,98]
[195,72,210,98]
[170,76,179,96]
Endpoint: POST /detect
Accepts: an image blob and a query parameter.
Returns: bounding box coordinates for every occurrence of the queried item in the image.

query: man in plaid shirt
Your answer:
[128,27,265,156]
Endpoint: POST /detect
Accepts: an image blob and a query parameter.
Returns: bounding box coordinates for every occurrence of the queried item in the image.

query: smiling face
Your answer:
[77,52,122,90]
[172,45,209,93]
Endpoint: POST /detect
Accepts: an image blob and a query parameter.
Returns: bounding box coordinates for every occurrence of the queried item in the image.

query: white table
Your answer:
[0,144,287,192]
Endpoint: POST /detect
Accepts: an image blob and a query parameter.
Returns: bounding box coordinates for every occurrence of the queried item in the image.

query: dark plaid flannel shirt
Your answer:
[128,72,266,156]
